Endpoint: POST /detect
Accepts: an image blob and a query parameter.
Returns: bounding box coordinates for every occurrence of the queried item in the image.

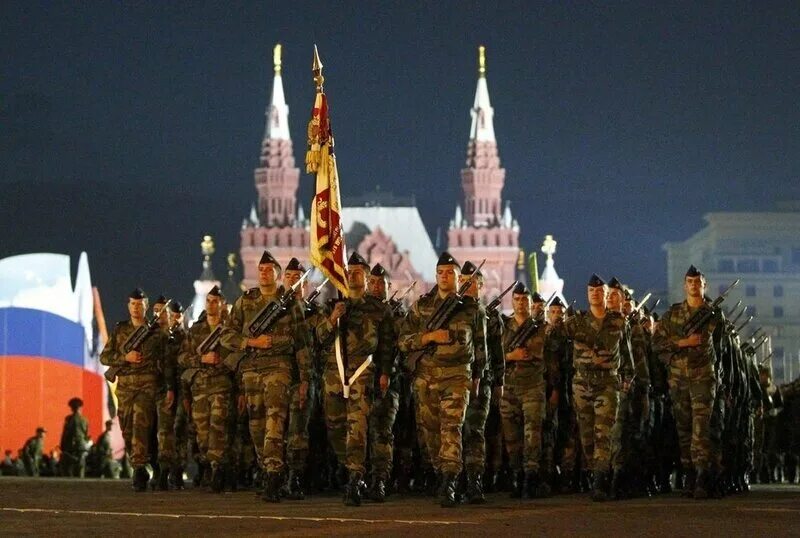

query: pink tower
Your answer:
[240,44,309,286]
[447,46,520,307]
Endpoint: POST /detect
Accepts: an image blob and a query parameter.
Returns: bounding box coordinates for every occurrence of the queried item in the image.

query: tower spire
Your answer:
[469,45,495,142]
[264,43,290,141]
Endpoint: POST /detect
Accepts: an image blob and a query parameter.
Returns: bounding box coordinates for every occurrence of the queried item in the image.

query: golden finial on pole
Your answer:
[312,44,324,91]
[478,45,486,77]
[201,235,215,260]
[273,43,282,74]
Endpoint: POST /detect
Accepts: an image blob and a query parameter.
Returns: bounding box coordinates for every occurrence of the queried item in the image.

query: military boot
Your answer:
[591,471,610,502]
[369,478,387,503]
[285,470,305,500]
[193,462,206,488]
[425,470,440,497]
[343,473,364,506]
[439,473,458,508]
[133,467,149,492]
[157,466,170,491]
[210,463,224,494]
[465,472,486,504]
[682,468,696,498]
[171,465,185,490]
[529,472,552,498]
[261,472,282,503]
[395,464,413,494]
[609,469,624,500]
[510,470,525,498]
[693,469,709,500]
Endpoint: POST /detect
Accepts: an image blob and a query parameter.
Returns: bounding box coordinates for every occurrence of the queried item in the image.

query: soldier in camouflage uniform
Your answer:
[365,263,401,503]
[95,420,118,478]
[221,251,311,502]
[565,274,634,502]
[501,283,558,499]
[22,427,46,477]
[60,397,90,477]
[459,261,501,504]
[399,252,486,507]
[100,288,167,491]
[653,265,723,499]
[178,285,233,492]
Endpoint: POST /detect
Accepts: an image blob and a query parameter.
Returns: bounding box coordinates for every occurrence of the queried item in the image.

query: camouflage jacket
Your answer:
[177,318,233,395]
[503,315,558,388]
[398,292,487,377]
[60,414,89,454]
[161,326,186,392]
[628,319,651,388]
[564,309,634,379]
[545,320,571,390]
[221,286,311,383]
[652,300,722,370]
[316,295,395,376]
[485,306,505,388]
[100,319,167,381]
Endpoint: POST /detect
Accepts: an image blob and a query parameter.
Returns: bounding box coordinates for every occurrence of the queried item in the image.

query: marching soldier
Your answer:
[22,427,46,477]
[95,420,118,479]
[653,265,723,499]
[100,288,167,491]
[459,261,497,504]
[365,263,401,502]
[59,397,90,477]
[565,274,634,502]
[501,283,558,499]
[316,252,394,506]
[178,285,233,492]
[221,251,311,502]
[398,252,485,507]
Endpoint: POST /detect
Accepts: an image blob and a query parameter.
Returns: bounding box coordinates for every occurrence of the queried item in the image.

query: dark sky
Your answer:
[2,1,799,322]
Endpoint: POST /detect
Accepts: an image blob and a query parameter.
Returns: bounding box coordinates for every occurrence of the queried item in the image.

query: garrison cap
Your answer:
[169,300,184,313]
[549,296,566,308]
[512,282,530,296]
[207,285,223,298]
[68,397,83,410]
[531,292,545,303]
[685,265,704,278]
[607,277,623,291]
[347,251,370,268]
[286,257,305,272]
[588,274,606,287]
[129,288,147,300]
[437,251,460,269]
[461,261,483,277]
[370,263,388,277]
[259,250,280,269]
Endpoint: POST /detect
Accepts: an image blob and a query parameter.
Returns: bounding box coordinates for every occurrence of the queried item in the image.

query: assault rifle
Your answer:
[486,280,519,315]
[196,325,223,356]
[223,270,311,371]
[104,299,172,382]
[305,278,329,308]
[682,279,739,336]
[736,315,754,334]
[507,317,541,350]
[405,259,485,373]
[388,280,417,314]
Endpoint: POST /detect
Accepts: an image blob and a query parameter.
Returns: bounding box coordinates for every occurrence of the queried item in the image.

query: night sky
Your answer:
[2,2,799,323]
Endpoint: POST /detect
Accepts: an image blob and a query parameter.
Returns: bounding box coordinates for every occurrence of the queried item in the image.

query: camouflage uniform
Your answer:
[96,428,118,478]
[546,320,578,487]
[60,413,89,477]
[22,434,45,476]
[156,326,189,478]
[653,300,721,483]
[565,310,633,476]
[100,321,166,470]
[178,318,233,470]
[399,293,486,481]
[317,296,394,476]
[221,287,311,475]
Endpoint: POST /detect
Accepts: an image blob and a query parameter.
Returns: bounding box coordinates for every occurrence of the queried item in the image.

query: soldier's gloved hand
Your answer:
[422,329,451,346]
[298,381,309,410]
[237,394,246,415]
[163,390,175,410]
[678,333,703,348]
[125,350,142,363]
[379,374,389,396]
[329,302,347,325]
[248,334,273,349]
[492,386,503,405]
[472,377,480,398]
[201,351,220,365]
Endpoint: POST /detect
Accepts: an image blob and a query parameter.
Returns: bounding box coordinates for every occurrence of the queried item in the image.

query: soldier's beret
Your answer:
[207,285,223,298]
[513,282,530,296]
[370,263,388,277]
[607,277,623,291]
[169,300,184,313]
[549,296,565,308]
[152,294,166,305]
[348,251,370,268]
[623,288,633,301]
[68,397,83,409]
[461,261,483,277]
[286,257,305,272]
[129,288,148,300]
[259,250,281,270]
[531,292,545,303]
[437,251,460,268]
[588,274,606,287]
[685,265,704,278]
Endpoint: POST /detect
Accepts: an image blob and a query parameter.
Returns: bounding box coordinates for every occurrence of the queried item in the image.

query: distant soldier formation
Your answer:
[8,251,797,508]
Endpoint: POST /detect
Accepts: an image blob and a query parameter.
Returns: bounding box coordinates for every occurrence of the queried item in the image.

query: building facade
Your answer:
[664,205,800,383]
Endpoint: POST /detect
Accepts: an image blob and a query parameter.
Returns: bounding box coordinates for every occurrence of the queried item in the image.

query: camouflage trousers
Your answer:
[60,451,87,478]
[463,377,491,474]
[156,388,188,466]
[191,390,231,466]
[573,371,619,473]
[242,367,292,473]
[369,385,399,480]
[323,364,373,475]
[116,375,158,466]
[668,360,716,471]
[500,368,546,473]
[413,364,471,476]
[485,404,505,474]
[286,379,317,472]
[556,400,579,473]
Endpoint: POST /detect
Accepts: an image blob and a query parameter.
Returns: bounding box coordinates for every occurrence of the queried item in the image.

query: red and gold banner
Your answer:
[306,48,348,297]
